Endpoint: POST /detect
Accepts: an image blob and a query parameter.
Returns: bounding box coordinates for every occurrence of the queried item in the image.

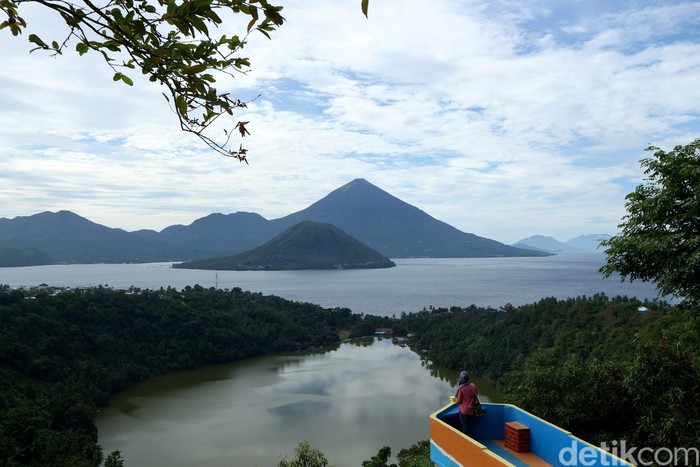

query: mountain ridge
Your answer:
[514,234,611,253]
[0,179,551,265]
[0,210,190,264]
[270,179,543,258]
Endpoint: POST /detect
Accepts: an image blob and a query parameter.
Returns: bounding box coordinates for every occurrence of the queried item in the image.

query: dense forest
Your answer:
[396,295,700,453]
[0,286,366,466]
[1,286,698,466]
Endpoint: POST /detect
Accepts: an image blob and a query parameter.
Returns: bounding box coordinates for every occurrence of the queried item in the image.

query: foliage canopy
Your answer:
[2,284,696,464]
[1,0,284,161]
[0,286,358,465]
[600,138,700,305]
[278,440,330,467]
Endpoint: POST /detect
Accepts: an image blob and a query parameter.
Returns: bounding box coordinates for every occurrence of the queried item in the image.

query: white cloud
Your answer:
[0,0,698,244]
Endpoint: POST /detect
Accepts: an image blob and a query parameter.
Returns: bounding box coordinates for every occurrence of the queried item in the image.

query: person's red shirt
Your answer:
[456,382,478,415]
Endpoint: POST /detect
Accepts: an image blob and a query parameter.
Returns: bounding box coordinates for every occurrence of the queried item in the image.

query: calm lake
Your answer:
[0,253,667,316]
[95,337,494,467]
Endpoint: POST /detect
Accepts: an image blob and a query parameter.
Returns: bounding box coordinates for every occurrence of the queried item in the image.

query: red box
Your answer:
[505,421,530,453]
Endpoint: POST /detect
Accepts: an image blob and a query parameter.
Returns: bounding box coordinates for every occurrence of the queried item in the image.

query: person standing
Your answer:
[455,370,478,437]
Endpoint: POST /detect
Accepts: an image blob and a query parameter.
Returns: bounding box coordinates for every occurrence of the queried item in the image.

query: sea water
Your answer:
[0,253,668,316]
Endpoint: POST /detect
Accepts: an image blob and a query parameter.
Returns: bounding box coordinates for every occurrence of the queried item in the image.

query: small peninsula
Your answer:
[173,221,396,270]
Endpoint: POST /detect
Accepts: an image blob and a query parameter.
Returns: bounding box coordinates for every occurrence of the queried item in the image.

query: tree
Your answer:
[600,138,700,305]
[362,446,396,467]
[623,337,700,451]
[395,440,433,467]
[1,0,284,162]
[278,440,330,467]
[501,350,635,443]
[104,450,125,467]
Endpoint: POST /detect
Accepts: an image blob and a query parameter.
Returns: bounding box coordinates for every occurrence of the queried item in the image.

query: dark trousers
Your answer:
[459,412,473,437]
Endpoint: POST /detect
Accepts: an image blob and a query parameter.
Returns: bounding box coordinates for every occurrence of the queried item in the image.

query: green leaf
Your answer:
[120,74,134,86]
[194,41,210,56]
[110,8,124,20]
[175,95,187,115]
[75,42,89,55]
[189,16,208,34]
[103,40,121,52]
[256,28,270,40]
[361,0,369,18]
[183,63,208,74]
[28,34,48,49]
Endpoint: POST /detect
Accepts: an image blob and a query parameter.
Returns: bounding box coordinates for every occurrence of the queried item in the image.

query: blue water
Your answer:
[0,253,667,316]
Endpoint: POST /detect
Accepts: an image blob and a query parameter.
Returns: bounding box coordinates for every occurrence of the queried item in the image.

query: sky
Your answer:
[1,0,699,245]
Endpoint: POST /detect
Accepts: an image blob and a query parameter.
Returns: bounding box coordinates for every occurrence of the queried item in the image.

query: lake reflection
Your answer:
[96,338,488,466]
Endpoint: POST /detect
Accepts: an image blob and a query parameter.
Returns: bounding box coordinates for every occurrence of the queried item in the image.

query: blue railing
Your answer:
[431,402,635,467]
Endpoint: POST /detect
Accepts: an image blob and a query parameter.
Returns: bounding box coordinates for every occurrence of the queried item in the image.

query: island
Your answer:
[173,221,396,270]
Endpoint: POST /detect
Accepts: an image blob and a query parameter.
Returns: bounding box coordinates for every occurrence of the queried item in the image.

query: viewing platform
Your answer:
[430,402,633,467]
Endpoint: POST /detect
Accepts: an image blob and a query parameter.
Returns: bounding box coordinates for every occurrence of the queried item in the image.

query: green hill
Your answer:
[174,221,396,270]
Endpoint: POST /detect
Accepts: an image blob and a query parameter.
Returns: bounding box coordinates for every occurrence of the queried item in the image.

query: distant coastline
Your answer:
[0,255,669,316]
